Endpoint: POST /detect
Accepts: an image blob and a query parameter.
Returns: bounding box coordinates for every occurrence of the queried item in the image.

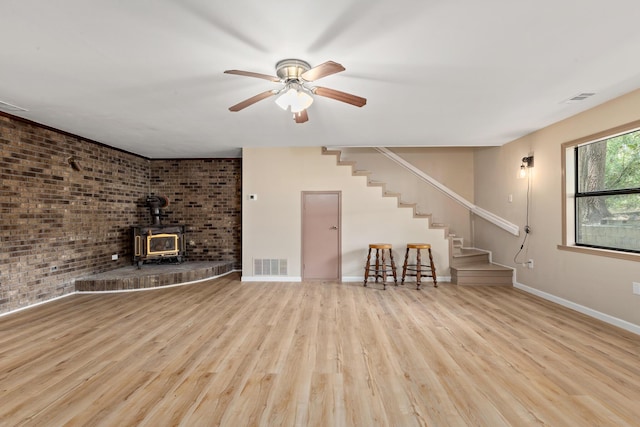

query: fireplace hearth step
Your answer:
[75,261,235,292]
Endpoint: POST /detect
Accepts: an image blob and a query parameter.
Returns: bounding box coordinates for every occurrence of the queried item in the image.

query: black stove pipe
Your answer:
[146,195,169,226]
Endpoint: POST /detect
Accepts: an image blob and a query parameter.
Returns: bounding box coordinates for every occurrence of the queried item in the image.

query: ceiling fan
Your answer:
[224,59,366,123]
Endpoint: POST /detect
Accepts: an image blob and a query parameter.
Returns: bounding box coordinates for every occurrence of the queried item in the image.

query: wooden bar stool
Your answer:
[363,243,397,290]
[401,243,437,289]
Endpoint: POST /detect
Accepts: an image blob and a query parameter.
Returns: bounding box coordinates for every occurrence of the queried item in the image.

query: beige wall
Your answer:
[242,147,450,281]
[474,88,640,331]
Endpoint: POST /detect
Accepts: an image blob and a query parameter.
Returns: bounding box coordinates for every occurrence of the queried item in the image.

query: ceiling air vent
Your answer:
[564,92,596,103]
[0,99,28,112]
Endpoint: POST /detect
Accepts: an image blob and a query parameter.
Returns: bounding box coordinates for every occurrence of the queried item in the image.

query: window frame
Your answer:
[559,119,640,261]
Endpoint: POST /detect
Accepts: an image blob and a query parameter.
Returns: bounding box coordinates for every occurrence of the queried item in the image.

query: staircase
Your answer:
[324,147,514,286]
[449,237,513,286]
[324,148,449,235]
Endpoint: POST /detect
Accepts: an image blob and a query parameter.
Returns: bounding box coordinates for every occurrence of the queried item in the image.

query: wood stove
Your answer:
[132,196,186,268]
[132,224,186,267]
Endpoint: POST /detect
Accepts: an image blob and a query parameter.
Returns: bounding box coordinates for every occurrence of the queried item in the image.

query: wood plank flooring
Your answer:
[1,273,639,426]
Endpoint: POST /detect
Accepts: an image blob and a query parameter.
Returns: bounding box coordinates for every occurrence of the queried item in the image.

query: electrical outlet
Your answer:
[112,254,118,261]
[527,259,534,269]
[633,282,640,295]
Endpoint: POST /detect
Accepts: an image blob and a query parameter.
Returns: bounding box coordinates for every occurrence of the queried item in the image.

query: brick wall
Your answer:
[1,114,242,314]
[0,114,149,312]
[150,159,242,266]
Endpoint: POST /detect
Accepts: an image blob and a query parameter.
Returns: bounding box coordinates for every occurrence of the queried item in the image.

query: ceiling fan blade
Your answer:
[301,61,345,82]
[313,86,367,107]
[294,109,309,123]
[224,70,280,82]
[229,90,276,112]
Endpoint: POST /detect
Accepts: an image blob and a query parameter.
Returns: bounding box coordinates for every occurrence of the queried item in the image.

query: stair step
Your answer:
[398,202,417,209]
[451,248,490,267]
[337,160,356,167]
[453,263,512,275]
[451,237,464,245]
[450,263,513,286]
[455,276,513,286]
[322,148,341,157]
[453,248,487,257]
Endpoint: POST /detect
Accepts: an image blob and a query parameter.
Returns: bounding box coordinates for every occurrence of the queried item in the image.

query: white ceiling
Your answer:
[2,0,640,158]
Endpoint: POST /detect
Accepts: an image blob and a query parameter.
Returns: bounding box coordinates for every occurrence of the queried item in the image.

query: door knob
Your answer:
[330,226,338,230]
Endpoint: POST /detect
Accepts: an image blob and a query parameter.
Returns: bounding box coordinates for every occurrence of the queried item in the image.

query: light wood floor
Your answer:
[1,273,639,426]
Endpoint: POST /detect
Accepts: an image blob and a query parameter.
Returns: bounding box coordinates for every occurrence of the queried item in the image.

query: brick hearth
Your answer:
[75,261,235,291]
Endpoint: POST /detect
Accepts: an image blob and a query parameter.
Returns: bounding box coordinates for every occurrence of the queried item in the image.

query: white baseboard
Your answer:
[514,281,640,336]
[342,276,365,282]
[342,276,451,283]
[242,276,302,282]
[241,275,452,284]
[0,292,75,318]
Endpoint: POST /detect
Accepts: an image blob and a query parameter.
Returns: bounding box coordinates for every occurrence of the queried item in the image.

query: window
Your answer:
[562,122,640,258]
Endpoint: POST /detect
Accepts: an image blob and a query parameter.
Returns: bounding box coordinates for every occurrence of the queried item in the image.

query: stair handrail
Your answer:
[375,147,520,236]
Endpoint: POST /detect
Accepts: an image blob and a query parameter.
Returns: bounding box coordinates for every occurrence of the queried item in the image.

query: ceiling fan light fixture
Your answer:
[275,87,295,111]
[225,58,366,122]
[275,84,314,113]
[293,90,313,113]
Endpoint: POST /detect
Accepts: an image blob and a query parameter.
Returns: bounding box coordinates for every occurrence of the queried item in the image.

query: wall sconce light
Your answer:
[519,155,534,178]
[67,157,82,171]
